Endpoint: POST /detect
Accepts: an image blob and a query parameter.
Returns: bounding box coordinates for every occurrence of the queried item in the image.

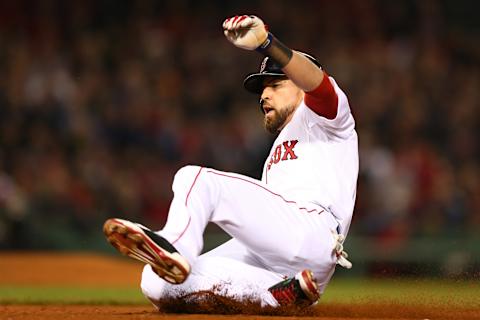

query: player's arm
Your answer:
[223,15,338,119]
[282,51,324,92]
[284,53,339,120]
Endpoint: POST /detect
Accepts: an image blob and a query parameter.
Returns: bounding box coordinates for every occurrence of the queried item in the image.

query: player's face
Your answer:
[260,77,304,134]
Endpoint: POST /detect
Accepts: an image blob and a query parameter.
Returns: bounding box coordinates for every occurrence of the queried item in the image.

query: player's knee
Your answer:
[172,165,203,191]
[175,165,201,177]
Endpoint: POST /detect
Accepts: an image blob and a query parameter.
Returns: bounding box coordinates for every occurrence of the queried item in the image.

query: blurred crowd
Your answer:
[0,0,478,250]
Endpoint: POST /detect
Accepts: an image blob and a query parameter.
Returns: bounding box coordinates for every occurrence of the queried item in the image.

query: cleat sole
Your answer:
[103,218,190,284]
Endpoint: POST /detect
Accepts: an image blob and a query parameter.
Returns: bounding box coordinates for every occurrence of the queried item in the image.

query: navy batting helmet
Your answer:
[243,52,322,94]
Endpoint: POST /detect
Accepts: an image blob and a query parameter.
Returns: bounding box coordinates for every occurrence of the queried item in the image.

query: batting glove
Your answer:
[223,15,268,51]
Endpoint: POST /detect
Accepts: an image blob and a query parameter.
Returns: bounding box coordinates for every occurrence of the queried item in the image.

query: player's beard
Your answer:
[264,103,296,134]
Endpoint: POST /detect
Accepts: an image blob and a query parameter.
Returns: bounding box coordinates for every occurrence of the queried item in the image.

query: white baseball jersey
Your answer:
[262,76,358,236]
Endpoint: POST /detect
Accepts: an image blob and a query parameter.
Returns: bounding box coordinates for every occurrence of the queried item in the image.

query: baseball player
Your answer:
[104,15,358,308]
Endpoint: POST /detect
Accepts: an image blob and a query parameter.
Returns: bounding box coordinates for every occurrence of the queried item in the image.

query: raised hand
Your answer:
[222,15,268,51]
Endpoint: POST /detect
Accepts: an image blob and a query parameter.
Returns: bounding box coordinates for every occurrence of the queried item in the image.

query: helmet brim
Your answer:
[243,72,285,94]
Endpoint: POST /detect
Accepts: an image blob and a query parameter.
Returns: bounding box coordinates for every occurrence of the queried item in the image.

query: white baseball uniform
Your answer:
[140,75,358,307]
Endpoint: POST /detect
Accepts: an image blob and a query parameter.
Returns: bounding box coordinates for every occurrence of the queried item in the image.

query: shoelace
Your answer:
[333,233,352,269]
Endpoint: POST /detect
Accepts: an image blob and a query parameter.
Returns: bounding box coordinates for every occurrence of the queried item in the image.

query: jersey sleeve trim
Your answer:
[304,72,339,120]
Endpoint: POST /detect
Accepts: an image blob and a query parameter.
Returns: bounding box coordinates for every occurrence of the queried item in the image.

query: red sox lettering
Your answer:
[267,140,298,170]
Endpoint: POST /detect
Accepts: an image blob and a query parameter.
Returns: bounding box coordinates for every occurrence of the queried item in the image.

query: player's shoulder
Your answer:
[299,95,356,138]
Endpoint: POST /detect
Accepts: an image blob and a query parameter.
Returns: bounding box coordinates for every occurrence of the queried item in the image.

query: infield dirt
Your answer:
[0,252,478,319]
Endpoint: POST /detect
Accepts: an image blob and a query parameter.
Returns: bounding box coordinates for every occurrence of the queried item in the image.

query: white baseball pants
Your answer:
[140,165,339,307]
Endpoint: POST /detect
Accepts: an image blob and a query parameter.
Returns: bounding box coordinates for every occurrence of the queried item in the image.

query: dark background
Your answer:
[0,0,478,278]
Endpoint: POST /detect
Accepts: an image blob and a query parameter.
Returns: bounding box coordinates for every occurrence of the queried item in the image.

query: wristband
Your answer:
[255,32,293,68]
[255,32,274,53]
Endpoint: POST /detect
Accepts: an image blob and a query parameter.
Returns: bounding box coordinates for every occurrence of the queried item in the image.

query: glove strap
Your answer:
[255,32,293,68]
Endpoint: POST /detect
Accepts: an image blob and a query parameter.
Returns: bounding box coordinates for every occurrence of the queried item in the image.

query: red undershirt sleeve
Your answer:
[304,72,339,120]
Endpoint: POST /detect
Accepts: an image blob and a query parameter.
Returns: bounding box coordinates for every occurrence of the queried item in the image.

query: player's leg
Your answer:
[141,240,323,308]
[105,165,339,298]
[140,238,324,307]
[201,238,264,266]
[160,165,339,268]
[159,165,339,288]
[140,254,282,308]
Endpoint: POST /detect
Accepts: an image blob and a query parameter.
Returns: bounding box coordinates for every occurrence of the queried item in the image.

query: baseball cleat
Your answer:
[268,269,320,306]
[103,218,190,284]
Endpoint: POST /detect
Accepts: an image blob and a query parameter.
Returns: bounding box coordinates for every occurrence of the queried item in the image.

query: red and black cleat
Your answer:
[268,269,320,306]
[103,218,190,284]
